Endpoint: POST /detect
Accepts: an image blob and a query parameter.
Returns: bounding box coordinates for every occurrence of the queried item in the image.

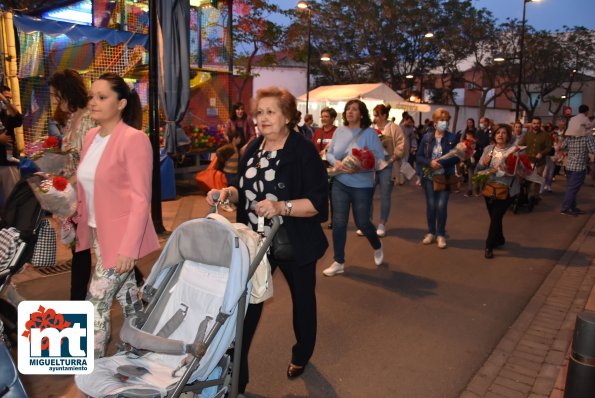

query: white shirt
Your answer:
[566,113,594,137]
[77,134,111,227]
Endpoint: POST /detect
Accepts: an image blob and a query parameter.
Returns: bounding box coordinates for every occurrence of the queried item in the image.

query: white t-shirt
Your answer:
[77,133,111,227]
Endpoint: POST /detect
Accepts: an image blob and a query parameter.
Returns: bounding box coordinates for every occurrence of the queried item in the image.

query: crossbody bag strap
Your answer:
[347,128,366,152]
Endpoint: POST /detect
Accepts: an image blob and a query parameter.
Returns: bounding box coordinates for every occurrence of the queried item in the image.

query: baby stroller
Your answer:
[0,178,44,344]
[0,179,44,398]
[511,177,530,213]
[75,214,279,398]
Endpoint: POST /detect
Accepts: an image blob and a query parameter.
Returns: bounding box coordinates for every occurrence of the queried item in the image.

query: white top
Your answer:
[566,113,594,137]
[77,133,111,227]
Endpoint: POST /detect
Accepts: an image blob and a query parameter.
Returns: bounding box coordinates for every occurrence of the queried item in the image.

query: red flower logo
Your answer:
[52,176,68,191]
[21,305,72,350]
[42,136,59,149]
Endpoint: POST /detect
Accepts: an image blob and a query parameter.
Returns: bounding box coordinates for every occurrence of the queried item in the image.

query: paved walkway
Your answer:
[461,212,595,398]
[10,181,595,397]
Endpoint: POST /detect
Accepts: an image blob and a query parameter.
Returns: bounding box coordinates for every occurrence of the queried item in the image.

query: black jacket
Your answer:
[236,131,329,267]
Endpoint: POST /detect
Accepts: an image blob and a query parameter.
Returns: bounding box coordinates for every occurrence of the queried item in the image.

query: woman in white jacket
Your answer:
[370,104,406,237]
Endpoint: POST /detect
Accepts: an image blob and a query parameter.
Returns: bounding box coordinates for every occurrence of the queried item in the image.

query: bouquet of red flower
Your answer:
[328,147,376,176]
[27,174,77,218]
[27,136,76,178]
[423,139,476,178]
[505,152,533,176]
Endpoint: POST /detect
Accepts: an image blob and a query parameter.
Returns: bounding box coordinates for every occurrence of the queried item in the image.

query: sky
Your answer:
[274,0,595,31]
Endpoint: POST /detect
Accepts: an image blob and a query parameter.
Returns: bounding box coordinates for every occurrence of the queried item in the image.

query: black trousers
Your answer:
[70,248,92,300]
[238,259,317,392]
[484,196,510,250]
[70,249,144,300]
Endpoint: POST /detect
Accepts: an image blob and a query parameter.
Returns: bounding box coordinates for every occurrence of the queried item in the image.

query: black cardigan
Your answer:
[235,131,329,267]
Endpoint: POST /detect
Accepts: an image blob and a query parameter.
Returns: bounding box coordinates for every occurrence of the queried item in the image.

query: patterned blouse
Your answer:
[62,109,95,175]
[239,143,282,236]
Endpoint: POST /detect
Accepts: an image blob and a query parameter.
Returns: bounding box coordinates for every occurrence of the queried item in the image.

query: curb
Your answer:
[460,212,595,398]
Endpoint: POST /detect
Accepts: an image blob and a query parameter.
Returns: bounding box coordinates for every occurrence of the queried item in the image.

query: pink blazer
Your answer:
[75,120,160,268]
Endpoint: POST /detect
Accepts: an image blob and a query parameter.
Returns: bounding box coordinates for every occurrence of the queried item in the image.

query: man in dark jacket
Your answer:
[0,85,22,206]
[519,116,552,209]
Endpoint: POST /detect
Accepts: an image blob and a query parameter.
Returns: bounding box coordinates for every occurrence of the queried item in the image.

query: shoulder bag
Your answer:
[30,218,57,267]
[433,174,458,192]
[480,147,510,200]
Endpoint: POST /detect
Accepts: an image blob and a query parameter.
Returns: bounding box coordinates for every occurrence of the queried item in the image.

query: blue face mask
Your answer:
[437,121,449,132]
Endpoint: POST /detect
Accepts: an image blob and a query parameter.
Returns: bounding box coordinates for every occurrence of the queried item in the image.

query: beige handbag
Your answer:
[206,213,273,304]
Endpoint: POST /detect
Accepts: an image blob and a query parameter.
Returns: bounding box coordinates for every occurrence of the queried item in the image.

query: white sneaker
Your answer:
[356,229,364,236]
[374,244,384,266]
[437,236,447,249]
[323,262,345,277]
[422,233,435,245]
[376,224,386,237]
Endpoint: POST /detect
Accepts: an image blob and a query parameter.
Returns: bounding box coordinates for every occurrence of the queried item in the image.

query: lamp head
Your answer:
[297,1,309,10]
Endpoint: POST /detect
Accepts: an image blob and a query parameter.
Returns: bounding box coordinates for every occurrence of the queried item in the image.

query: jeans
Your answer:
[332,180,381,264]
[484,196,510,249]
[422,177,450,236]
[561,169,586,212]
[371,164,394,224]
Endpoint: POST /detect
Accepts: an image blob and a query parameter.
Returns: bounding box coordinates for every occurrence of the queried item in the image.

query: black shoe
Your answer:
[287,363,305,379]
[572,208,585,215]
[484,248,494,259]
[560,209,578,216]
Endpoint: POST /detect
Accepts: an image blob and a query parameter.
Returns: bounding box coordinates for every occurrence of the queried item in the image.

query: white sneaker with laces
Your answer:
[376,224,386,237]
[374,244,384,266]
[422,233,435,245]
[323,261,345,277]
[356,229,364,236]
[437,236,447,249]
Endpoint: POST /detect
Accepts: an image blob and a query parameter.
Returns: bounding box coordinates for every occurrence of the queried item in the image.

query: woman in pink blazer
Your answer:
[75,72,159,358]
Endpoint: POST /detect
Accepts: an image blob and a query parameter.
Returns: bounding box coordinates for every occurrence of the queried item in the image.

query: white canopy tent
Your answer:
[296,83,430,126]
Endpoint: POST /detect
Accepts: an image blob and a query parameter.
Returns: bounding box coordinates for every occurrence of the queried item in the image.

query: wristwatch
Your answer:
[284,200,293,216]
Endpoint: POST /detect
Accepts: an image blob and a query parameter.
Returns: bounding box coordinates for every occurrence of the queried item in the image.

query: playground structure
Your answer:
[0,0,251,155]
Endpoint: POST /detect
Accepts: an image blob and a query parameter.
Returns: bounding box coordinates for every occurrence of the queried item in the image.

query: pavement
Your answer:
[8,175,595,398]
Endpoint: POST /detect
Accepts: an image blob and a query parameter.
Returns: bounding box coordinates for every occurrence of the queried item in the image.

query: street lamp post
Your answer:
[515,0,539,121]
[297,1,312,114]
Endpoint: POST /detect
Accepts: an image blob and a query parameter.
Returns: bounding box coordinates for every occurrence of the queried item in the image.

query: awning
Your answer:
[297,82,432,112]
[13,14,148,49]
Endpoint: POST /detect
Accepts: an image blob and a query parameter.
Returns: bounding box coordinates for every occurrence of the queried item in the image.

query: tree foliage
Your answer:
[232,0,287,101]
[278,0,594,121]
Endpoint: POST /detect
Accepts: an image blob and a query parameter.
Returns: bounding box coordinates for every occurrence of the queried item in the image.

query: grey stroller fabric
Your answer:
[75,217,253,398]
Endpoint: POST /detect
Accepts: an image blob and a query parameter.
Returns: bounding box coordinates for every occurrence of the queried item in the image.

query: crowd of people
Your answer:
[1,75,593,396]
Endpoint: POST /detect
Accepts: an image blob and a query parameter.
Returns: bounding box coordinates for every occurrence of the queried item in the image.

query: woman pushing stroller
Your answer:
[206,86,328,392]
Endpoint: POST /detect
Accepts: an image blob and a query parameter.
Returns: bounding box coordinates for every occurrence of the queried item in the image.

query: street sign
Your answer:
[563,106,572,118]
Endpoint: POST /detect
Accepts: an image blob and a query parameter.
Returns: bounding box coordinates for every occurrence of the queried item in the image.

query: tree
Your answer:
[433,0,497,126]
[493,23,595,121]
[232,0,287,102]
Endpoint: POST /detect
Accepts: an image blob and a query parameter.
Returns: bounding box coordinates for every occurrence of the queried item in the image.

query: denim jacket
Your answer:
[416,129,460,177]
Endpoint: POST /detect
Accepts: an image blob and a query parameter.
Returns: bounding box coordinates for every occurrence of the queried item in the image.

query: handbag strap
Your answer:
[346,128,366,153]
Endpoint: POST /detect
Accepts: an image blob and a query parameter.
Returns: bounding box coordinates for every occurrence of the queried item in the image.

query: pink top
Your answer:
[75,120,160,268]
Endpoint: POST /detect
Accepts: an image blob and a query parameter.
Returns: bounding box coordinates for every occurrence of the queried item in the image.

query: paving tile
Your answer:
[499,368,536,386]
[493,375,532,394]
[533,376,556,395]
[489,383,528,398]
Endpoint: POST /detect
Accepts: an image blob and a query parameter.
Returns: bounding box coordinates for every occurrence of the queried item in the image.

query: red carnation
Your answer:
[52,176,68,191]
[505,154,517,174]
[518,155,533,173]
[43,136,59,149]
[352,147,375,170]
